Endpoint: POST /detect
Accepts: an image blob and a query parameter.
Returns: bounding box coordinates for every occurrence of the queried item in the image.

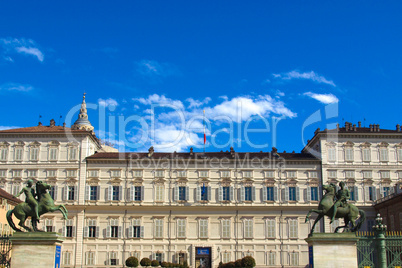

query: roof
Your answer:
[318,127,402,134]
[0,188,22,205]
[87,151,319,161]
[0,125,90,134]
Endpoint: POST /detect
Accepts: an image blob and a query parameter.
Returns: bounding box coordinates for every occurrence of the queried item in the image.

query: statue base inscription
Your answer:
[305,233,359,268]
[10,232,64,268]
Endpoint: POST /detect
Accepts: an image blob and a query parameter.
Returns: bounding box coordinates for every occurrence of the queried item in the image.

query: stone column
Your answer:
[10,232,64,268]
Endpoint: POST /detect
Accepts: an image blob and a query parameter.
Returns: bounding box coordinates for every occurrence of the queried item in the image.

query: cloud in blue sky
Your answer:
[0,38,44,62]
[273,70,336,87]
[304,92,339,104]
[0,82,34,92]
[135,60,181,78]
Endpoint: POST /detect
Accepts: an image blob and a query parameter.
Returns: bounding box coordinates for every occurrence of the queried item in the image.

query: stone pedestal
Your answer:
[305,233,359,268]
[10,232,64,268]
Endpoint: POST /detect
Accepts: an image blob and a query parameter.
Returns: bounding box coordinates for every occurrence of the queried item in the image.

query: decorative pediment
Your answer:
[46,178,58,184]
[361,142,371,148]
[197,178,210,184]
[286,178,298,185]
[379,142,389,147]
[0,141,10,147]
[29,141,41,147]
[133,178,144,184]
[48,140,60,146]
[346,178,356,184]
[109,178,122,184]
[363,178,374,184]
[65,178,78,184]
[326,141,336,147]
[380,178,392,184]
[242,178,254,184]
[308,178,320,184]
[15,141,25,146]
[396,142,402,148]
[344,141,354,147]
[12,177,23,183]
[264,178,276,185]
[67,142,79,147]
[176,178,188,183]
[153,178,166,184]
[87,178,100,185]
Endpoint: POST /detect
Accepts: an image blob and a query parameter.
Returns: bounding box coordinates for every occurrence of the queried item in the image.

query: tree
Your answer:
[241,256,256,268]
[140,258,152,267]
[151,260,160,267]
[126,257,139,267]
[234,259,242,268]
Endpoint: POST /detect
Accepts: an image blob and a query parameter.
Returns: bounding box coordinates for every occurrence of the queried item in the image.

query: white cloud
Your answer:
[0,83,34,92]
[133,94,184,109]
[186,97,211,108]
[135,60,180,78]
[98,98,118,107]
[0,126,20,131]
[273,70,335,87]
[0,38,44,62]
[304,92,339,104]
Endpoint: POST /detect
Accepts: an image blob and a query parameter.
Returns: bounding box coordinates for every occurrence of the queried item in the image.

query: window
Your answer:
[11,184,20,195]
[177,218,186,238]
[265,170,275,178]
[111,170,121,178]
[129,219,143,238]
[328,170,337,178]
[28,170,37,178]
[330,219,340,232]
[64,219,74,238]
[348,186,358,201]
[175,186,188,201]
[154,219,163,238]
[221,171,230,178]
[289,219,298,239]
[290,252,299,266]
[0,170,6,178]
[155,185,164,202]
[199,219,208,238]
[85,219,98,238]
[107,219,120,238]
[265,186,276,201]
[133,170,142,177]
[177,170,187,177]
[222,252,231,264]
[345,170,355,179]
[134,186,143,201]
[244,219,253,238]
[381,186,391,198]
[88,186,99,201]
[345,148,354,161]
[49,148,58,161]
[177,253,186,265]
[219,186,233,202]
[153,253,163,264]
[268,252,276,266]
[398,149,402,162]
[266,219,276,238]
[14,147,23,161]
[380,148,388,161]
[221,219,230,239]
[49,186,57,200]
[380,171,390,179]
[109,252,118,266]
[155,170,164,177]
[30,147,39,161]
[63,252,71,265]
[13,170,22,178]
[131,251,140,260]
[287,171,296,178]
[0,148,8,161]
[243,171,252,178]
[89,170,98,177]
[197,185,210,201]
[199,171,208,178]
[241,186,255,202]
[309,186,319,201]
[309,171,318,178]
[288,187,298,201]
[45,219,54,232]
[65,186,76,201]
[68,147,77,161]
[328,148,336,161]
[66,170,77,177]
[112,186,120,201]
[365,186,377,201]
[86,251,95,265]
[363,171,372,179]
[47,170,57,177]
[363,148,371,161]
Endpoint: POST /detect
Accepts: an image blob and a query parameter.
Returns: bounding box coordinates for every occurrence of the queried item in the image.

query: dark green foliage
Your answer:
[140,258,152,267]
[126,256,139,267]
[182,261,189,268]
[151,260,160,267]
[241,256,256,268]
[218,261,223,268]
[161,262,168,267]
[225,261,236,268]
[234,259,243,267]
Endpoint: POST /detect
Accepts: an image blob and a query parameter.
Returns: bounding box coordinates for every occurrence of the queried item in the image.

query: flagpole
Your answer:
[203,110,206,153]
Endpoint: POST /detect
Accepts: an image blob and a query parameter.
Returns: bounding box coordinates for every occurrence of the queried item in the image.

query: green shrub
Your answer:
[225,262,235,268]
[218,262,223,268]
[234,259,243,268]
[161,262,168,267]
[183,261,189,268]
[126,256,139,267]
[241,256,256,268]
[151,260,160,267]
[140,258,152,267]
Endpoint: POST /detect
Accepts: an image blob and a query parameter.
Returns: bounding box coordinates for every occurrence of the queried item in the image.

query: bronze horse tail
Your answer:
[6,210,17,231]
[355,210,366,231]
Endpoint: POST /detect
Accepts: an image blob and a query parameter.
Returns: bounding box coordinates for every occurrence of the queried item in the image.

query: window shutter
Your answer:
[73,186,77,200]
[251,186,256,201]
[174,186,178,201]
[207,186,211,201]
[354,186,359,200]
[84,226,89,238]
[118,226,122,238]
[196,186,201,201]
[62,226,66,237]
[107,186,112,201]
[306,187,311,202]
[140,226,144,238]
[95,226,99,238]
[128,226,133,238]
[185,186,189,201]
[54,186,58,201]
[85,186,90,201]
[130,186,134,201]
[141,186,145,201]
[152,253,156,261]
[218,186,223,201]
[162,253,165,262]
[240,186,245,202]
[63,186,68,201]
[230,186,234,201]
[296,187,300,201]
[390,186,395,194]
[284,187,289,202]
[106,226,111,238]
[262,187,267,201]
[72,226,76,237]
[96,186,100,200]
[372,186,377,200]
[273,187,278,201]
[119,186,123,200]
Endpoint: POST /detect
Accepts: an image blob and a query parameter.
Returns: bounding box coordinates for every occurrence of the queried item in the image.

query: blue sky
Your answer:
[1,1,402,152]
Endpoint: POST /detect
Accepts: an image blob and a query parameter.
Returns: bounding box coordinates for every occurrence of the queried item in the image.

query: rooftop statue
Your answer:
[7,180,68,232]
[305,182,366,234]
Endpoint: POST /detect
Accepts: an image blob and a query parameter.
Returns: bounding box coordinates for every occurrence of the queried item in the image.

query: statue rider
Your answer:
[14,179,40,222]
[330,181,350,224]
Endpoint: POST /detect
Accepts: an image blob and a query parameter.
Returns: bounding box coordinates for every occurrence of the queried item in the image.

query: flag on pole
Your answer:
[203,110,206,145]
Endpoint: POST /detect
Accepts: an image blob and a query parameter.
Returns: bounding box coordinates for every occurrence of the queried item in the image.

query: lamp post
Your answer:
[373,213,387,268]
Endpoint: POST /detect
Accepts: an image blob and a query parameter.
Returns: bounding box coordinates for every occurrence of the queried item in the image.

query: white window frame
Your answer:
[345,148,354,161]
[0,148,8,161]
[133,170,143,177]
[221,219,230,239]
[243,219,253,239]
[266,218,276,238]
[345,170,355,179]
[0,170,7,178]
[199,170,208,178]
[362,148,371,162]
[68,146,78,161]
[328,147,336,161]
[199,218,208,238]
[177,218,186,238]
[221,171,230,178]
[14,147,23,161]
[288,219,298,239]
[155,170,164,177]
[30,147,39,161]
[154,218,164,238]
[290,252,299,266]
[265,170,275,178]
[287,171,296,178]
[155,185,164,202]
[268,252,276,266]
[380,148,389,162]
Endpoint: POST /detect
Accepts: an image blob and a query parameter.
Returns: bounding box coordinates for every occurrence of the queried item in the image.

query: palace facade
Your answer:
[0,95,401,267]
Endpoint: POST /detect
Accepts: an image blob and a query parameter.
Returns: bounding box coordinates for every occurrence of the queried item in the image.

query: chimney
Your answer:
[345,122,349,132]
[38,122,42,126]
[397,124,400,132]
[377,124,380,132]
[336,123,340,130]
[230,146,235,157]
[148,146,154,157]
[358,121,361,128]
[370,124,373,132]
[314,128,320,134]
[50,119,56,127]
[190,147,194,156]
[63,122,66,129]
[353,124,357,131]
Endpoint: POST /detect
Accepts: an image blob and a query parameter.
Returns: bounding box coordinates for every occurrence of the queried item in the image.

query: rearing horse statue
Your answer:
[7,181,68,232]
[305,184,365,234]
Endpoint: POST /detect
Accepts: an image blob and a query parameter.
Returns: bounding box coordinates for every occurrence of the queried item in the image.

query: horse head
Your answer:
[323,184,336,195]
[36,181,51,195]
